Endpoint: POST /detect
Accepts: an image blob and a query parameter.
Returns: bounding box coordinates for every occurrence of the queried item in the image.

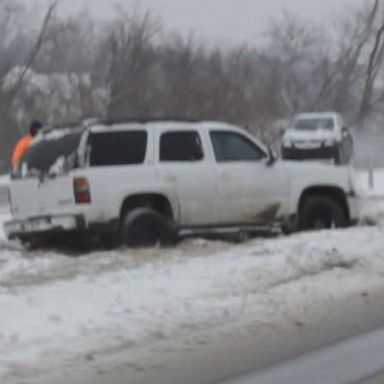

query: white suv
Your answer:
[282,112,353,164]
[4,119,360,247]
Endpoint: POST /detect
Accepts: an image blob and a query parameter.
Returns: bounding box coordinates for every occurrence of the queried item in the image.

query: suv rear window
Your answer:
[160,131,203,161]
[89,131,147,166]
[18,131,82,177]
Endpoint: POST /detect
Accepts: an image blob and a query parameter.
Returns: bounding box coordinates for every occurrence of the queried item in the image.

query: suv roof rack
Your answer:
[101,117,201,125]
[39,116,202,133]
[40,120,82,132]
[40,118,102,132]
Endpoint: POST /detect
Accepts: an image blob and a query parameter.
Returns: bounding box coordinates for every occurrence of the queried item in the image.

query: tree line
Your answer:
[1,0,384,171]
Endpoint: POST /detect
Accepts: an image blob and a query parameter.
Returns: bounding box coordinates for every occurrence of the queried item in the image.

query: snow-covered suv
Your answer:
[282,112,353,164]
[4,119,361,246]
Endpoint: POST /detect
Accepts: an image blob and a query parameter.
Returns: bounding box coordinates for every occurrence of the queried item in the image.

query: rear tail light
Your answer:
[73,177,91,204]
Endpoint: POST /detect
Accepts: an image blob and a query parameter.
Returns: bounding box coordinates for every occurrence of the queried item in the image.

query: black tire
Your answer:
[298,195,348,231]
[121,207,174,247]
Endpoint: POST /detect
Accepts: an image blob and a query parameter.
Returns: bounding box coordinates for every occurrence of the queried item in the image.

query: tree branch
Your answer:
[8,0,59,101]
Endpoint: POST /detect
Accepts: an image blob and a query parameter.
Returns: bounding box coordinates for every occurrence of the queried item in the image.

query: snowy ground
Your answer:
[1,171,384,382]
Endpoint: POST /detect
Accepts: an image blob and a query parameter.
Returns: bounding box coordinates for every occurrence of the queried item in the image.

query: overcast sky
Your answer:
[32,0,363,46]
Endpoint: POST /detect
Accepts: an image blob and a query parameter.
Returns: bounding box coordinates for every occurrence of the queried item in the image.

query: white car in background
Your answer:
[281,112,353,165]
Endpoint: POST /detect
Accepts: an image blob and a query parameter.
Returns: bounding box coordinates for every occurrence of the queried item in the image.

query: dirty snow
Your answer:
[0,171,384,380]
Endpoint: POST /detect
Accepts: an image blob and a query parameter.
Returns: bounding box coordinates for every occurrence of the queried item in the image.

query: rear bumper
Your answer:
[4,215,86,239]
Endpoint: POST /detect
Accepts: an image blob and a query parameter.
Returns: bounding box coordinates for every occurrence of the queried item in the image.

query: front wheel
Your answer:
[298,195,348,231]
[121,207,175,247]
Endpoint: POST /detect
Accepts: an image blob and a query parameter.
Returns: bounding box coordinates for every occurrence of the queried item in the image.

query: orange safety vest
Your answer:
[11,134,33,167]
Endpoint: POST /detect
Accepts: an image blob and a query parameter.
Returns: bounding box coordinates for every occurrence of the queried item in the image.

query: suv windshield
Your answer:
[16,130,82,178]
[294,118,334,131]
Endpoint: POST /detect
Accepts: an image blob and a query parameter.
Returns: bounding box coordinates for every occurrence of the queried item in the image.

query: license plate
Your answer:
[23,218,51,231]
[295,142,321,149]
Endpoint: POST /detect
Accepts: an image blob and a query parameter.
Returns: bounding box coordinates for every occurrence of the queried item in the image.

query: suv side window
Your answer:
[89,131,147,166]
[160,131,204,162]
[210,131,266,162]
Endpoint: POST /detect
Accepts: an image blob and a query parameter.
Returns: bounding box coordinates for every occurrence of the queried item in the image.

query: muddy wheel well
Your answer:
[299,187,350,221]
[120,194,174,222]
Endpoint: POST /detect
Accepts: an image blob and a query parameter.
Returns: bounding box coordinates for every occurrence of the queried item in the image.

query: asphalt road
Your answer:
[358,373,384,384]
[223,327,384,384]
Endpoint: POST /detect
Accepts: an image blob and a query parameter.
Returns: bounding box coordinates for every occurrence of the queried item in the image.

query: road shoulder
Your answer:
[16,279,384,384]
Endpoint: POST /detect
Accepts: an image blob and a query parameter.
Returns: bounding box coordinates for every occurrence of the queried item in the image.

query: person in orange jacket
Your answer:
[11,120,42,167]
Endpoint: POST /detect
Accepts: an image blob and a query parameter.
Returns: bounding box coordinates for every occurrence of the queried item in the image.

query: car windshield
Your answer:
[293,118,334,131]
[16,130,82,178]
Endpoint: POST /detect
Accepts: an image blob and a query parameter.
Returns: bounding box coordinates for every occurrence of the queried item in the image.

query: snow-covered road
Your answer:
[1,170,384,383]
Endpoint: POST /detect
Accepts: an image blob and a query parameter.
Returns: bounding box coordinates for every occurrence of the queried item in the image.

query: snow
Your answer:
[0,170,384,380]
[0,226,384,381]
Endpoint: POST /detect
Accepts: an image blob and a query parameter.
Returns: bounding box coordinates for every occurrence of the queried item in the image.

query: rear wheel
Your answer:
[121,207,175,247]
[298,195,348,231]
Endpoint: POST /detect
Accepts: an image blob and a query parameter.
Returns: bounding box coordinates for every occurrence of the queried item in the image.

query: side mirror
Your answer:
[266,146,277,166]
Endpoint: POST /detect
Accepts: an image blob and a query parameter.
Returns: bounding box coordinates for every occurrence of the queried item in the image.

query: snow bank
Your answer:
[0,225,384,380]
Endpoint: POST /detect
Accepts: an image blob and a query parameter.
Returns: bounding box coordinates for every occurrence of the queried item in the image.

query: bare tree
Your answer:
[358,0,384,121]
[7,0,59,101]
[267,12,329,115]
[99,6,160,119]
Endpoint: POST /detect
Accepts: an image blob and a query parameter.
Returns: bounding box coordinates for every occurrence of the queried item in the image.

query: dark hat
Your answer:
[29,120,43,137]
